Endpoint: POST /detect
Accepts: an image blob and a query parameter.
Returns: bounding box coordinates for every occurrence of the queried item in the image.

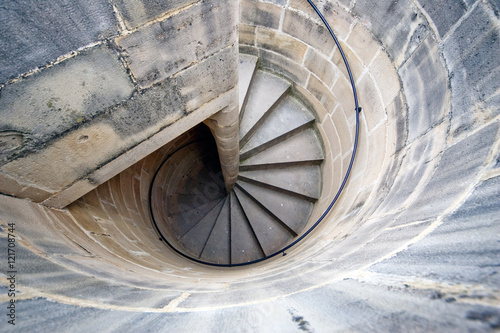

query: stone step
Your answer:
[200,197,231,265]
[239,164,321,200]
[240,95,316,160]
[179,199,226,258]
[234,187,294,256]
[168,192,224,214]
[167,198,223,237]
[239,54,258,113]
[240,128,324,168]
[174,174,226,198]
[236,181,313,235]
[184,163,225,193]
[230,191,265,264]
[239,70,290,145]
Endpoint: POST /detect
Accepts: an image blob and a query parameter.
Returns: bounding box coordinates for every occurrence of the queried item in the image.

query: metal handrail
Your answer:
[149,0,361,267]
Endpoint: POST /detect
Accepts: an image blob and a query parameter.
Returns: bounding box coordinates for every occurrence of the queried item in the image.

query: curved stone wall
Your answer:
[0,0,499,331]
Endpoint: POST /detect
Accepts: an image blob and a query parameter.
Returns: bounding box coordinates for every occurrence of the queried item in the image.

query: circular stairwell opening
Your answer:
[150,62,327,266]
[60,3,399,288]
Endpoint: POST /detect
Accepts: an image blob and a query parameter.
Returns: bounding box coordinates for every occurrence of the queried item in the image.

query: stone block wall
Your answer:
[0,0,499,331]
[0,0,239,208]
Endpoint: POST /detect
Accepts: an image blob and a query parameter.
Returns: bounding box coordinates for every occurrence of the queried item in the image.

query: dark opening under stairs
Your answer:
[150,55,325,266]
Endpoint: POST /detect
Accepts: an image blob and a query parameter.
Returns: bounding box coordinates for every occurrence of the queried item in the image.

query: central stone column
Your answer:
[205,105,240,192]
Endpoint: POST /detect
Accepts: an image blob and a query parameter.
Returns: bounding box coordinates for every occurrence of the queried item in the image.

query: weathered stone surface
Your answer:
[307,75,337,113]
[352,0,431,67]
[304,48,337,87]
[289,0,354,40]
[239,163,321,200]
[283,9,335,56]
[0,0,117,85]
[240,0,282,29]
[419,0,467,38]
[0,172,53,201]
[234,186,292,255]
[330,41,364,83]
[238,54,258,110]
[240,70,290,143]
[443,3,500,138]
[371,175,500,289]
[176,45,238,113]
[241,128,324,167]
[0,194,87,256]
[12,240,180,306]
[368,50,401,108]
[116,0,237,88]
[113,0,199,29]
[356,74,385,131]
[105,77,184,138]
[399,37,448,143]
[240,95,315,159]
[259,49,310,86]
[376,122,445,215]
[256,28,308,64]
[346,23,380,66]
[385,92,408,154]
[0,45,134,163]
[287,279,499,332]
[239,24,256,46]
[394,121,498,225]
[1,123,123,192]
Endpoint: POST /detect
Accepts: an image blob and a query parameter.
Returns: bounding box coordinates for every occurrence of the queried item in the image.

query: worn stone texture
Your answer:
[282,9,336,56]
[371,175,500,289]
[304,48,337,87]
[176,45,238,113]
[0,45,134,163]
[1,123,124,192]
[239,24,257,46]
[259,49,310,87]
[375,123,446,215]
[352,0,431,67]
[240,0,282,30]
[0,0,118,85]
[394,121,498,226]
[443,3,500,139]
[105,77,184,139]
[116,0,237,88]
[399,36,449,143]
[256,27,308,64]
[418,0,467,38]
[113,0,200,29]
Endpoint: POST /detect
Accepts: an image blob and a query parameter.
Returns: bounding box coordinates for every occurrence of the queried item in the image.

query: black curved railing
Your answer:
[150,0,361,267]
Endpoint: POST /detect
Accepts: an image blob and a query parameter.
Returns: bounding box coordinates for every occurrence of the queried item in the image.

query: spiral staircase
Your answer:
[150,54,324,266]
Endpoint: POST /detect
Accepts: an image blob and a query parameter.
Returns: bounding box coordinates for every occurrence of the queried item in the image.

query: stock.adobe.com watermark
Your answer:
[6,221,16,326]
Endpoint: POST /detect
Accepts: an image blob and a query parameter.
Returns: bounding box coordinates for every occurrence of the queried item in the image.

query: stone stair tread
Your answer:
[239,54,258,112]
[241,128,324,167]
[200,197,231,264]
[230,192,265,264]
[179,199,226,258]
[236,181,313,235]
[174,175,226,197]
[239,70,290,144]
[166,189,225,215]
[239,164,321,200]
[167,198,223,237]
[185,165,225,193]
[234,187,293,256]
[240,96,315,159]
